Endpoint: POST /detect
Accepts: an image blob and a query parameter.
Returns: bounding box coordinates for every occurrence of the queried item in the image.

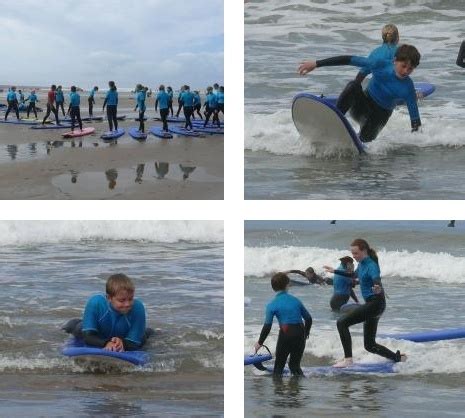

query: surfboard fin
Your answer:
[457,41,465,68]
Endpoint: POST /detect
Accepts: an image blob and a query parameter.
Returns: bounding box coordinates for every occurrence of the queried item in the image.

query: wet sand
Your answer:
[0,92,223,199]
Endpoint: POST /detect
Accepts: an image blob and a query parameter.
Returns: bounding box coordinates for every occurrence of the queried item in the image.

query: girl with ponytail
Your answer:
[324,238,406,368]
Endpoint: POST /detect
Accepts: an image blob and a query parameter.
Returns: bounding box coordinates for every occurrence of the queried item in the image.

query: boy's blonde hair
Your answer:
[106,273,135,296]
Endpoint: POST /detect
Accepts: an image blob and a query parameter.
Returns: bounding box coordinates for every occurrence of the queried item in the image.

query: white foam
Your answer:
[0,221,223,246]
[245,246,465,283]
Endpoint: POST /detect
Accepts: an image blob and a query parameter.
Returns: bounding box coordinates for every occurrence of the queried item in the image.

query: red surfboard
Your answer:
[62,127,95,138]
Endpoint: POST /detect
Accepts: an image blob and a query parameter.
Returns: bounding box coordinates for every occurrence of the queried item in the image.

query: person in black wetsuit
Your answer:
[285,267,328,285]
[457,41,465,68]
[254,272,312,377]
[324,239,406,368]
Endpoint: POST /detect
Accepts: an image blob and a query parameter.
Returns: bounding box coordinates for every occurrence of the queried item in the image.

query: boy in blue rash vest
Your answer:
[167,86,174,116]
[254,272,312,377]
[67,86,83,132]
[175,85,185,117]
[103,81,118,132]
[155,84,170,132]
[4,86,20,121]
[329,256,359,312]
[204,86,221,128]
[324,239,406,368]
[55,85,66,117]
[180,85,195,130]
[65,274,150,351]
[88,86,98,117]
[192,90,203,119]
[217,86,224,115]
[298,44,421,143]
[134,84,147,133]
[25,90,39,119]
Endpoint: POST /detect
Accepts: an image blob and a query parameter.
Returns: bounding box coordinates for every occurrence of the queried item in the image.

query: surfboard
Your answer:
[62,127,95,138]
[292,82,435,154]
[128,127,148,140]
[62,337,149,366]
[0,118,41,125]
[30,124,75,130]
[244,353,273,366]
[290,279,310,286]
[168,126,201,137]
[193,126,224,135]
[149,126,173,139]
[100,128,125,140]
[380,327,465,343]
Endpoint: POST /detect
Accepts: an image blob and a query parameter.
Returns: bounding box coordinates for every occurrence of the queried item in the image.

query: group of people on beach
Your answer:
[3,81,225,135]
[254,238,406,377]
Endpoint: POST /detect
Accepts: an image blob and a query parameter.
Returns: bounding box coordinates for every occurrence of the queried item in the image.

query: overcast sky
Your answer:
[0,0,223,89]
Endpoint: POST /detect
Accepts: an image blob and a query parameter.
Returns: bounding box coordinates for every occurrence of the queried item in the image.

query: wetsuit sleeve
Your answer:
[316,56,352,67]
[82,296,100,333]
[124,300,146,346]
[83,330,109,348]
[333,269,355,278]
[258,304,274,345]
[300,304,312,338]
[405,86,421,131]
[368,263,382,285]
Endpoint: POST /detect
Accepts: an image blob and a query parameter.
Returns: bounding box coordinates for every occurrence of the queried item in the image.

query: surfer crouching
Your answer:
[298,44,421,142]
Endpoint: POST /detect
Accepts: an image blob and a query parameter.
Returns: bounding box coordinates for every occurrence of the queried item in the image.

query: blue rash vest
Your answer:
[355,256,381,300]
[105,89,118,106]
[217,91,224,104]
[193,93,201,106]
[264,291,312,326]
[180,90,194,107]
[333,263,353,295]
[156,91,170,109]
[82,294,146,345]
[7,91,17,102]
[359,43,398,77]
[206,92,218,109]
[135,90,146,112]
[89,89,97,98]
[69,92,80,107]
[350,56,420,124]
[27,93,38,103]
[55,90,64,103]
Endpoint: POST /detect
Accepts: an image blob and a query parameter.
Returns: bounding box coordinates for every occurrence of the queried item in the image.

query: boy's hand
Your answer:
[254,342,262,353]
[298,61,317,75]
[111,337,124,352]
[323,265,334,273]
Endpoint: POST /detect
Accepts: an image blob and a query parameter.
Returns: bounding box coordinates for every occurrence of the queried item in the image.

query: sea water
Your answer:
[245,221,465,417]
[245,0,465,199]
[0,221,224,417]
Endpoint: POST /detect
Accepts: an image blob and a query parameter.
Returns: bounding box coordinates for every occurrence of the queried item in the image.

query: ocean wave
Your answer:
[245,246,465,283]
[0,221,224,246]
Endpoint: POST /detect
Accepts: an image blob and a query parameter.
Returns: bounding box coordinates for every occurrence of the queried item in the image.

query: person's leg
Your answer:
[204,110,212,127]
[359,104,393,143]
[213,110,220,127]
[14,103,19,119]
[27,103,31,119]
[5,102,12,120]
[287,325,306,376]
[42,103,52,124]
[70,107,76,131]
[139,110,145,132]
[161,108,169,131]
[88,98,93,117]
[107,106,113,131]
[273,331,291,377]
[52,105,59,124]
[336,81,364,115]
[76,107,82,130]
[33,103,38,118]
[113,106,118,131]
[330,294,350,311]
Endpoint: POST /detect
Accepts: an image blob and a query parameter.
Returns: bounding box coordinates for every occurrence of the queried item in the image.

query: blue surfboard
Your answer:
[244,353,273,366]
[380,327,465,343]
[128,127,148,140]
[168,126,201,137]
[62,337,149,366]
[149,126,173,139]
[100,128,125,140]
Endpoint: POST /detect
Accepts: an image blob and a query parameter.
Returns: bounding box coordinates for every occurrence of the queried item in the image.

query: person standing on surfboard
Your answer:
[67,86,83,133]
[180,85,195,130]
[254,272,312,377]
[88,86,98,118]
[323,239,406,368]
[103,81,118,132]
[298,44,421,143]
[167,86,174,116]
[204,86,221,128]
[42,84,60,125]
[25,90,39,119]
[4,86,20,121]
[192,90,203,120]
[175,85,185,118]
[155,84,170,132]
[55,85,66,117]
[134,84,147,133]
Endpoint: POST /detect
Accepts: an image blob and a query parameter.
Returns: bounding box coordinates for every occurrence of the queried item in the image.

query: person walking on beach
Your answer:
[134,84,147,133]
[254,272,312,377]
[180,85,195,130]
[88,86,98,117]
[298,43,421,142]
[175,85,185,117]
[204,86,221,127]
[25,90,39,119]
[193,90,203,119]
[323,238,406,368]
[155,84,170,132]
[42,84,60,125]
[4,86,20,121]
[217,86,224,115]
[67,86,83,133]
[56,85,66,117]
[167,86,174,116]
[103,81,118,132]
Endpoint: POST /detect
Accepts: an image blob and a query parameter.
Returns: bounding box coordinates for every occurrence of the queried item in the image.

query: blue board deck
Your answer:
[100,128,125,140]
[257,362,396,376]
[62,337,149,366]
[149,126,173,139]
[168,126,201,137]
[128,127,148,140]
[380,327,465,343]
[244,353,273,366]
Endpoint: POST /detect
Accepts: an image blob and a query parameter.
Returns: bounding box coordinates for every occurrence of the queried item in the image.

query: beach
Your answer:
[0,90,223,199]
[245,221,465,417]
[0,221,224,416]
